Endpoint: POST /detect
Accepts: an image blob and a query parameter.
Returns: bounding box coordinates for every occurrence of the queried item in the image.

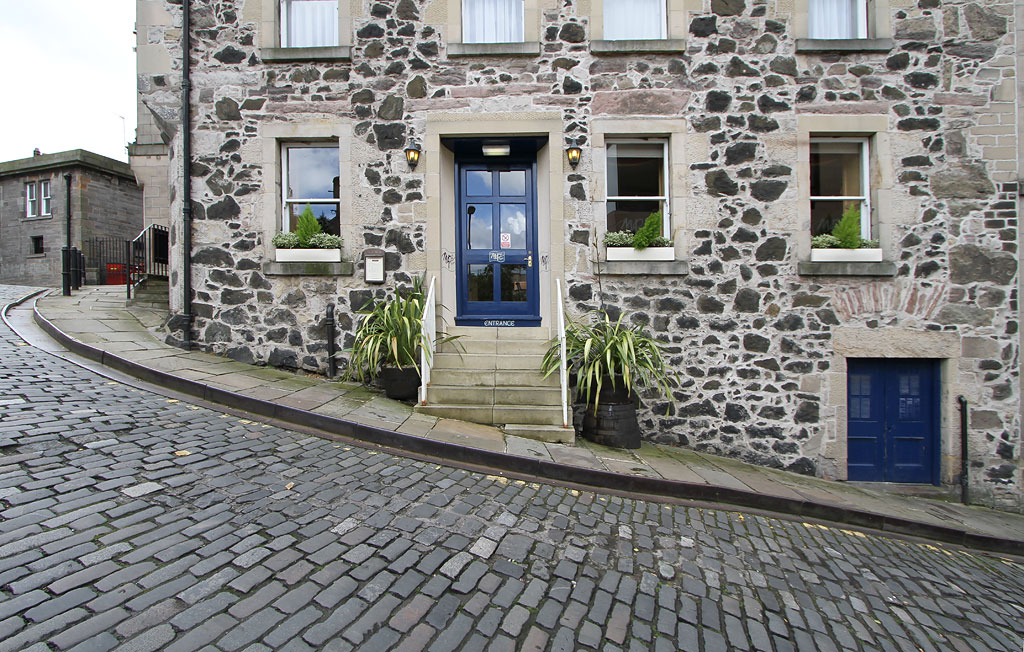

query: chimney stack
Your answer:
[33,148,41,157]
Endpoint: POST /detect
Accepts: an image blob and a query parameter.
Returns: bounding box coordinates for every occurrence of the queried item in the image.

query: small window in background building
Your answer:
[809,0,867,38]
[282,144,341,235]
[30,236,44,255]
[810,138,870,237]
[40,180,51,215]
[281,0,339,47]
[605,141,669,237]
[25,183,37,217]
[462,0,524,43]
[604,0,666,40]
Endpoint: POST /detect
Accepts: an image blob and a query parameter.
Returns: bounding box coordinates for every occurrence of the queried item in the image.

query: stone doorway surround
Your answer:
[818,327,964,483]
[422,112,566,331]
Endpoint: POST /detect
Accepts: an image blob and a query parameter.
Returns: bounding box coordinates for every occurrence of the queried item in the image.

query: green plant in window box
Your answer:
[272,204,342,249]
[603,211,672,250]
[810,205,877,249]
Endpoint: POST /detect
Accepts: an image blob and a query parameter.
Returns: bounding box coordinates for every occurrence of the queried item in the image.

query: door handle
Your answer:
[526,254,533,268]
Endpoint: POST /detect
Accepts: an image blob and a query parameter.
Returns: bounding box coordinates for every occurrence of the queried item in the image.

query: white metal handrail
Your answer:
[419,276,436,405]
[556,278,568,428]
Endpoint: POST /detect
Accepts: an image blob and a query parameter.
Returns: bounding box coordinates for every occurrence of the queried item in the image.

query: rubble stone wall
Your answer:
[137,0,1021,510]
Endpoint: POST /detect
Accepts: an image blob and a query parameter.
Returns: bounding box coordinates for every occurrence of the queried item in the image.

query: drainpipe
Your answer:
[181,0,194,350]
[62,173,72,296]
[957,395,969,505]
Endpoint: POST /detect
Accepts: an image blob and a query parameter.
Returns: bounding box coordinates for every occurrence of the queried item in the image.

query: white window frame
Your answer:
[461,0,525,44]
[808,0,867,39]
[603,0,667,41]
[40,180,51,216]
[280,142,341,234]
[604,138,671,240]
[280,0,339,48]
[809,137,870,240]
[25,183,37,218]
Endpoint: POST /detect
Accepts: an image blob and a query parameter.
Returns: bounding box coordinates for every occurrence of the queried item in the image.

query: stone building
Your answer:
[0,150,143,287]
[134,0,1021,511]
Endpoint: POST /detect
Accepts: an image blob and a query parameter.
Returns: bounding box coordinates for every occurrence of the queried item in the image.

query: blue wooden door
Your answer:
[847,359,939,484]
[455,161,540,326]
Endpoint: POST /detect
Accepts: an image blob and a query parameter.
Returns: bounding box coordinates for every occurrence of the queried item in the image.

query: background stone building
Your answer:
[134,0,1021,511]
[0,149,143,287]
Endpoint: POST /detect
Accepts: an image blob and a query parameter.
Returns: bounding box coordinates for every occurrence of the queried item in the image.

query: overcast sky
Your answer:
[0,1,137,164]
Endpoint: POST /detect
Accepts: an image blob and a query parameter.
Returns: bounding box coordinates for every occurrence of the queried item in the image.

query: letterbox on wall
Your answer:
[363,248,385,284]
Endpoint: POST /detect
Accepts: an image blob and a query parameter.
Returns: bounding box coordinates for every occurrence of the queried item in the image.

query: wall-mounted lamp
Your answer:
[404,146,421,170]
[482,141,511,157]
[566,146,582,169]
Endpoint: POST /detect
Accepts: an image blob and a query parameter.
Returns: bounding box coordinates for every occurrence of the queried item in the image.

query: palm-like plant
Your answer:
[542,311,673,412]
[345,276,458,384]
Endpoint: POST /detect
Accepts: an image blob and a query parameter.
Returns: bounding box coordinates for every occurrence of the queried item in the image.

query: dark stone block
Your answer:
[207,196,241,221]
[690,16,718,37]
[705,170,738,196]
[706,90,732,112]
[562,77,583,94]
[757,95,789,113]
[905,72,938,89]
[378,96,404,120]
[697,296,725,314]
[751,180,787,202]
[215,98,241,120]
[747,115,779,132]
[897,117,940,131]
[755,237,786,261]
[733,289,760,312]
[268,348,298,369]
[743,334,769,352]
[373,123,407,150]
[357,24,385,39]
[692,116,721,132]
[725,141,755,164]
[214,46,246,64]
[726,56,758,76]
[560,23,585,43]
[193,247,235,268]
[794,401,818,423]
[406,76,427,98]
[712,0,745,16]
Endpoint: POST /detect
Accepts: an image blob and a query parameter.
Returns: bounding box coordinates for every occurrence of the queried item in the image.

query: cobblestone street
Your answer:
[1,285,1023,652]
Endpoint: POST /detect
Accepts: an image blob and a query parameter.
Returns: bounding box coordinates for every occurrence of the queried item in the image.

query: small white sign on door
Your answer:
[500,233,512,248]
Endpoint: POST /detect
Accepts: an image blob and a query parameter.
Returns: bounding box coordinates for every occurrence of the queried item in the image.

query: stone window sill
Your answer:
[591,39,686,55]
[448,42,541,57]
[597,260,689,276]
[795,38,895,53]
[23,215,53,221]
[797,260,897,276]
[260,46,352,63]
[262,261,354,276]
[26,253,46,259]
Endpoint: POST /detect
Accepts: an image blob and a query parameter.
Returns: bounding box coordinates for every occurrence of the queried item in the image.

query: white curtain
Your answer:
[604,0,666,40]
[284,0,339,47]
[463,0,524,43]
[808,0,865,39]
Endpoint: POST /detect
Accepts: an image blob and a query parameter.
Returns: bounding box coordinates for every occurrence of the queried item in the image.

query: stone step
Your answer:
[427,385,562,406]
[503,424,574,444]
[415,404,562,426]
[427,369,559,388]
[431,352,546,371]
[437,338,551,355]
[446,326,552,340]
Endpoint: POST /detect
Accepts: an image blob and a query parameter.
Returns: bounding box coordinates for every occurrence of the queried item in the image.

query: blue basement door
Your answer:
[847,359,940,484]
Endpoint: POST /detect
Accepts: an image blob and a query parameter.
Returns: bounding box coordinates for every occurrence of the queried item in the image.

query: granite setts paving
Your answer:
[2,285,1024,650]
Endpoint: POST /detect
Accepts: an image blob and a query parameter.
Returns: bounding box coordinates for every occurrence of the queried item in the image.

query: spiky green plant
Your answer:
[294,205,323,247]
[541,311,673,413]
[344,275,460,383]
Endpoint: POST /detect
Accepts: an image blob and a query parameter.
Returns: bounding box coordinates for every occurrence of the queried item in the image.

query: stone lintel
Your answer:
[591,39,687,55]
[834,327,960,359]
[797,261,897,277]
[128,143,169,157]
[262,261,355,276]
[794,38,895,53]
[597,261,689,276]
[259,46,352,63]
[447,42,542,57]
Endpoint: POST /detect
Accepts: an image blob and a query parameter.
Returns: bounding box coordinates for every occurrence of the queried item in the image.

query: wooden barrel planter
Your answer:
[582,403,641,449]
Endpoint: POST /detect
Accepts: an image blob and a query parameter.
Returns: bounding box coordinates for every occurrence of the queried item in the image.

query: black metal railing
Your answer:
[84,236,128,285]
[126,224,170,299]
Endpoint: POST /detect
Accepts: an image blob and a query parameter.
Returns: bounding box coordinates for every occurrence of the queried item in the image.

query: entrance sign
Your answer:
[488,251,505,263]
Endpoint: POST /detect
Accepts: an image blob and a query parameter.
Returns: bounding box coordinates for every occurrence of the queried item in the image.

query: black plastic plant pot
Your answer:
[379,366,420,401]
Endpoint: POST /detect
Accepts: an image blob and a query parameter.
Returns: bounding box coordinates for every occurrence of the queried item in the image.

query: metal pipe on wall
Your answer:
[957,395,969,505]
[181,0,194,350]
[62,174,72,296]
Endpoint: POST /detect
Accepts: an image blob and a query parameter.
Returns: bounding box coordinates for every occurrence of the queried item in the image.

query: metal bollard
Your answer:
[326,303,337,379]
[61,246,71,296]
[70,247,80,290]
[125,240,132,300]
[78,250,86,286]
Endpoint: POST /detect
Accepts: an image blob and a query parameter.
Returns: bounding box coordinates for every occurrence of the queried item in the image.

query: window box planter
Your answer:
[606,246,675,262]
[275,248,343,263]
[810,248,883,263]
